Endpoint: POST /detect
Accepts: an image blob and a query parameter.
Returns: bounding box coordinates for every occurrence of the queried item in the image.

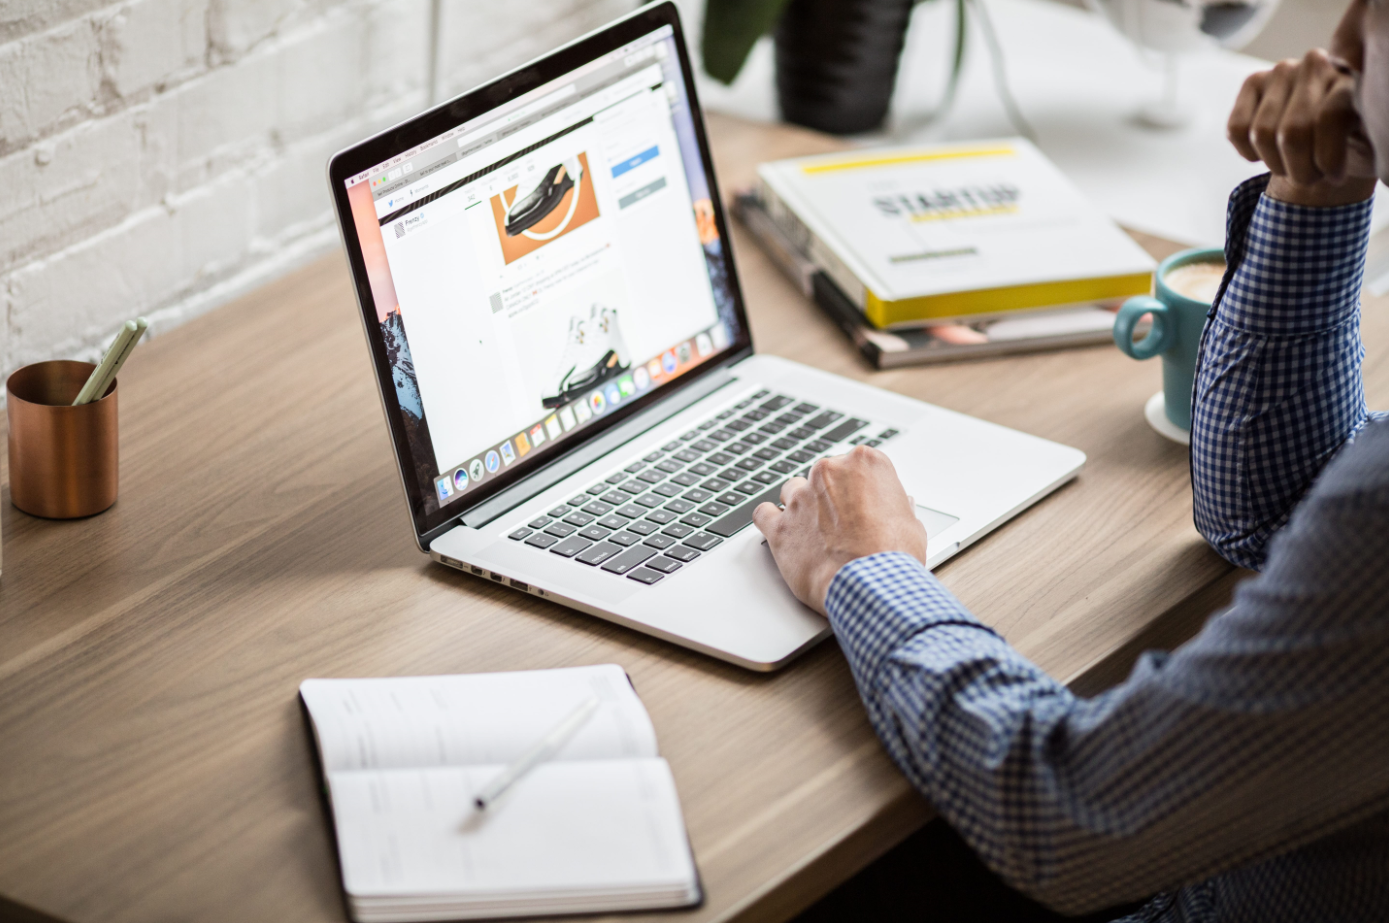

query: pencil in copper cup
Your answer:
[7,360,118,519]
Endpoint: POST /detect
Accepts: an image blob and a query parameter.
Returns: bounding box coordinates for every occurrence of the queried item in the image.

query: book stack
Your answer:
[738,139,1156,367]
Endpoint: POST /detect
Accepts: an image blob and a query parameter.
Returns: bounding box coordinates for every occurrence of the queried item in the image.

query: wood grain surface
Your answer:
[3,112,1384,923]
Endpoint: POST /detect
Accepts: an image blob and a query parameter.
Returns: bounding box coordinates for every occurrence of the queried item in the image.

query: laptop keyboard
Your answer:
[506,389,901,586]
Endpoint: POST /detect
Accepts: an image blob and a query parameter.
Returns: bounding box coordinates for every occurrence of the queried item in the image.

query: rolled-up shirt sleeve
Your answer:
[1191,175,1376,570]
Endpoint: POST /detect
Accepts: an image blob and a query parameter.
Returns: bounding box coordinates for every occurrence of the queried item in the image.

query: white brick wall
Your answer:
[0,0,634,383]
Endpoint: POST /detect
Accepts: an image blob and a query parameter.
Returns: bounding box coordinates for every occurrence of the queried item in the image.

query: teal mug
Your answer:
[1113,247,1225,432]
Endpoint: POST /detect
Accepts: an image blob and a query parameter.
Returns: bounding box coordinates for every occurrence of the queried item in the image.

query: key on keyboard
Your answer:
[603,546,656,574]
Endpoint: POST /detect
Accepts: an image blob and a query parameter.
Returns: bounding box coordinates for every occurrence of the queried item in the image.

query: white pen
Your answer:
[73,317,148,405]
[86,316,148,403]
[73,320,138,405]
[473,696,599,811]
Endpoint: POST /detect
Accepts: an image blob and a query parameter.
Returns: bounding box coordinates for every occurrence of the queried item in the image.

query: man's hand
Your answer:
[1228,49,1377,207]
[752,446,927,614]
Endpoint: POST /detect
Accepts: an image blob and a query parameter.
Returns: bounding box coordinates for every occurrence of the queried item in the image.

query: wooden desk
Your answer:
[4,114,1381,923]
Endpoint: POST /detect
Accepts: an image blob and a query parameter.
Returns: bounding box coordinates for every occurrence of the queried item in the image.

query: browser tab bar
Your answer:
[348,23,674,192]
[376,62,666,217]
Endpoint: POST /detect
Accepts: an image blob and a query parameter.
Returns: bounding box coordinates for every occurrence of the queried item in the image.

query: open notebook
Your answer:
[299,664,701,922]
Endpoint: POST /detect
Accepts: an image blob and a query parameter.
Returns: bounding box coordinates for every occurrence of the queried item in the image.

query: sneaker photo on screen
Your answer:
[543,303,631,409]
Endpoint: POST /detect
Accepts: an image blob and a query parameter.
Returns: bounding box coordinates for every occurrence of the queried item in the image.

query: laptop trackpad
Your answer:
[915,504,959,540]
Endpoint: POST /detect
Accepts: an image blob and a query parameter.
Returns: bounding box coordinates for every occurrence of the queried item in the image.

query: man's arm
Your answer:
[1195,47,1381,570]
[1190,177,1374,570]
[757,444,1389,915]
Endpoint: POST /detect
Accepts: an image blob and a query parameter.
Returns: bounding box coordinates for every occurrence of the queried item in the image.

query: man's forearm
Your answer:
[826,554,1180,912]
[827,539,1389,916]
[1190,174,1374,570]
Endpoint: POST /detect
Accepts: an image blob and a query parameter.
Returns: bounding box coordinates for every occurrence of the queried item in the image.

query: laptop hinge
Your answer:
[458,368,740,530]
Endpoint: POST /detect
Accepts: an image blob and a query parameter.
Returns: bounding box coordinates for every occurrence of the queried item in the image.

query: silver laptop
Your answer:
[328,2,1085,671]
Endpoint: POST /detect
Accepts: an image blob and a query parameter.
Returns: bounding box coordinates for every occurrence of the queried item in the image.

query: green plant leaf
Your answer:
[701,0,794,85]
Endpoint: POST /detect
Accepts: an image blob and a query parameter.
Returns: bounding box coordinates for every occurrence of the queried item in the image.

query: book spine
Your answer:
[863,273,1152,329]
[755,177,868,311]
[732,192,882,367]
[730,194,816,297]
[886,329,1117,366]
[809,271,884,368]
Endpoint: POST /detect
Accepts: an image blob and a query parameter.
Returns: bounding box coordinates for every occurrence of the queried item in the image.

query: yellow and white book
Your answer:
[755,139,1155,329]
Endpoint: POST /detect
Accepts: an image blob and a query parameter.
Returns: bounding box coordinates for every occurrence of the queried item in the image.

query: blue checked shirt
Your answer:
[825,175,1389,921]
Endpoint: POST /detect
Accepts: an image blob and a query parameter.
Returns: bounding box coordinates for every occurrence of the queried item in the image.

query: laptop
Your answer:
[327,1,1085,671]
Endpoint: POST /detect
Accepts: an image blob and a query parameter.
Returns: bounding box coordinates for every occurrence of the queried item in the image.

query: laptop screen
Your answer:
[335,10,746,533]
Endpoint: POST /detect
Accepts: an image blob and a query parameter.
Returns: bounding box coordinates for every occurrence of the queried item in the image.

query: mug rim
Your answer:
[1154,246,1226,310]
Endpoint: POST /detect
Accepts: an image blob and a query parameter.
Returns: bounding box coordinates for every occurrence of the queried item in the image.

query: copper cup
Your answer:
[7,360,118,519]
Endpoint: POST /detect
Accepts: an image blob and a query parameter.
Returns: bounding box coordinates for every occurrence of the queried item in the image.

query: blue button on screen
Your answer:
[612,146,659,178]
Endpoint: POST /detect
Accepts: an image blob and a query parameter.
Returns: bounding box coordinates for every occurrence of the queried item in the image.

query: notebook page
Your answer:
[301,665,658,774]
[330,759,696,900]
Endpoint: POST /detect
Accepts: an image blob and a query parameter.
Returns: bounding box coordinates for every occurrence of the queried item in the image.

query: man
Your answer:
[754,2,1389,919]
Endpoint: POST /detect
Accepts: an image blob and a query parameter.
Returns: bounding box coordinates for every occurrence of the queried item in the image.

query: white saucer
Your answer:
[1145,391,1190,445]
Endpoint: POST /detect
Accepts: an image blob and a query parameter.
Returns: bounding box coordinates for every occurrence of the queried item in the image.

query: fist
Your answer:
[1228,49,1377,206]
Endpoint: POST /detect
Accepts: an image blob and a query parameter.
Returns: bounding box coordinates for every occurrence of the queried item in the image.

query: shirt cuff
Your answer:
[825,552,998,685]
[1214,175,1374,337]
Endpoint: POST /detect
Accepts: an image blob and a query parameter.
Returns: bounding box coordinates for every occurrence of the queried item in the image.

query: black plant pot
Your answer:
[774,0,915,135]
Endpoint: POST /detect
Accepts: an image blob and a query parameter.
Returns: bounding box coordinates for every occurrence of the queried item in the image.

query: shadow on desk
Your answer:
[0,896,65,923]
[794,819,1150,923]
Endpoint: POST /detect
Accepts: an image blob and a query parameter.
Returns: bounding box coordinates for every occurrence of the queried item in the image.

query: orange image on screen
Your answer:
[490,152,600,264]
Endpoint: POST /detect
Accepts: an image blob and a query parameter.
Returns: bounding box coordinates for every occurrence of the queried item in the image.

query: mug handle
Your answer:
[1113,296,1171,360]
